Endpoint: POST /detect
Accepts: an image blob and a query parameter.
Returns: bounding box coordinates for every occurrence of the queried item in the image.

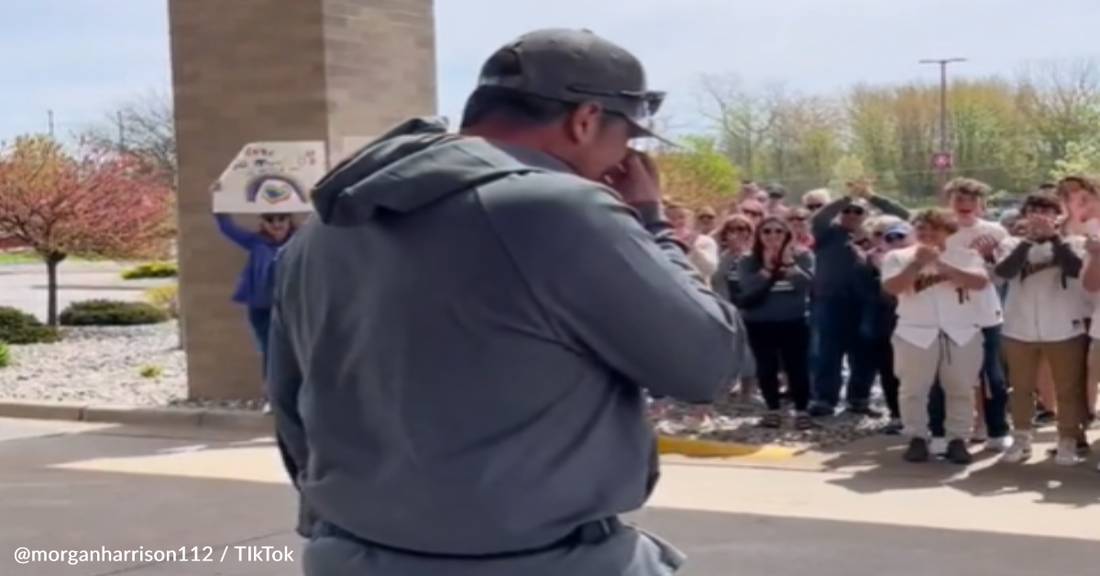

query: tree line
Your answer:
[686,59,1100,203]
[67,59,1100,211]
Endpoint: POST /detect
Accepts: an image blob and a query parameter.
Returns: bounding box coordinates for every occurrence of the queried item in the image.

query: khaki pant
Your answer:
[894,333,983,440]
[1003,335,1088,439]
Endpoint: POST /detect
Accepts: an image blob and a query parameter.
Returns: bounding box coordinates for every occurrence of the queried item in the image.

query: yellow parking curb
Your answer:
[657,434,796,459]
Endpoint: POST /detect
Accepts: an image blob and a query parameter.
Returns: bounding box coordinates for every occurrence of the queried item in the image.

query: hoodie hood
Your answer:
[312,117,550,225]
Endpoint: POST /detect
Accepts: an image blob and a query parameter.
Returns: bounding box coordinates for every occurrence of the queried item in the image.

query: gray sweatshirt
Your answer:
[737,251,815,322]
[267,117,747,574]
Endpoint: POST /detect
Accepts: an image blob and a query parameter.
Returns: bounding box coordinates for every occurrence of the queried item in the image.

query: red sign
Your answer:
[931,152,953,170]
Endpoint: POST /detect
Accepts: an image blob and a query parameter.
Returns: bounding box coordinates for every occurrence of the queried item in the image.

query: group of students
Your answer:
[668,176,1100,468]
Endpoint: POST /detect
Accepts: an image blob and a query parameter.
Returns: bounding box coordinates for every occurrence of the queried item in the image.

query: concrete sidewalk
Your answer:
[2,418,1097,576]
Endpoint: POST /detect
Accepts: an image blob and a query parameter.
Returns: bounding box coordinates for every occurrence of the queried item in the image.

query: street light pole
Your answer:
[919,57,966,202]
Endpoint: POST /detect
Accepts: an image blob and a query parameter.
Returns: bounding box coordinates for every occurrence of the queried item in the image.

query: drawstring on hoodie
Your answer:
[936,331,952,369]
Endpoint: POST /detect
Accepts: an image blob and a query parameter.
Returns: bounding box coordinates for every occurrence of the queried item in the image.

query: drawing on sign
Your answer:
[210,141,326,214]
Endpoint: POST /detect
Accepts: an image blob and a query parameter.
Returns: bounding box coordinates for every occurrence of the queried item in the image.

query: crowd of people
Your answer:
[661,175,1100,468]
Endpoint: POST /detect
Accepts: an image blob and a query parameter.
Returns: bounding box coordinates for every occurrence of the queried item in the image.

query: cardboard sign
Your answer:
[210,141,326,213]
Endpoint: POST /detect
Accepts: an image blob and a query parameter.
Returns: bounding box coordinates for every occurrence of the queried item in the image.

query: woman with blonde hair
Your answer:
[665,200,720,280]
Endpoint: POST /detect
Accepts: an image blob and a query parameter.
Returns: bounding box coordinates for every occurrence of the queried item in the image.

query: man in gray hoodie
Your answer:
[268,28,745,576]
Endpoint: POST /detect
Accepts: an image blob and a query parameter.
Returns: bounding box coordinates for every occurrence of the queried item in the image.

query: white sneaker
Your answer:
[1000,433,1031,463]
[1054,437,1083,466]
[929,437,948,456]
[262,401,272,415]
[985,435,1014,453]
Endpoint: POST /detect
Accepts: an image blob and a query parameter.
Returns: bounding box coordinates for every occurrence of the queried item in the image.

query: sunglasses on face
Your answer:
[760,228,786,236]
[805,204,823,211]
[884,233,905,243]
[841,207,865,216]
[262,215,290,223]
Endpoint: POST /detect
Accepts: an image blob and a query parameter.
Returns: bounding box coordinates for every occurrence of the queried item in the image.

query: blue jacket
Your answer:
[215,214,292,309]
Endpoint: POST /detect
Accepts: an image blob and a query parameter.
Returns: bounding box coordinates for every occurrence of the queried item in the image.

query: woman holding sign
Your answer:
[215,213,296,411]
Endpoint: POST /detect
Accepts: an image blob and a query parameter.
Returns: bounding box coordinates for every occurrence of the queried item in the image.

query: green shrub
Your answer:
[121,261,178,280]
[0,342,11,368]
[138,364,163,378]
[143,283,179,319]
[59,300,169,326]
[0,306,60,344]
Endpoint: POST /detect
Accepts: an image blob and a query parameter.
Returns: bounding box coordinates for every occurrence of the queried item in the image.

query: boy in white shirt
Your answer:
[926,178,1012,453]
[995,192,1089,465]
[881,208,990,464]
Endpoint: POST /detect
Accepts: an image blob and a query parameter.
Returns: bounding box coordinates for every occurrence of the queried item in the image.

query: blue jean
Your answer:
[246,307,272,379]
[812,295,877,407]
[928,325,1010,438]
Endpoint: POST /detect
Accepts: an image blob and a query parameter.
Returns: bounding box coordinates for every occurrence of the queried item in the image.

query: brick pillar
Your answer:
[169,0,437,400]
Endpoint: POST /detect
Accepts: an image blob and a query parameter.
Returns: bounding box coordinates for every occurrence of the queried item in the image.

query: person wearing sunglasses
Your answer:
[713,215,759,401]
[268,28,742,576]
[214,212,296,411]
[694,206,719,236]
[737,217,816,429]
[785,207,813,248]
[857,221,912,434]
[801,188,830,213]
[666,200,719,281]
[808,179,910,418]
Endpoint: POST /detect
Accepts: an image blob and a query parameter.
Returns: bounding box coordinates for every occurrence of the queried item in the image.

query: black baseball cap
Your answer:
[477,29,667,139]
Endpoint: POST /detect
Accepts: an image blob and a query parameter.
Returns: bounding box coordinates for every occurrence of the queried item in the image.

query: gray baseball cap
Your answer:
[476,28,666,139]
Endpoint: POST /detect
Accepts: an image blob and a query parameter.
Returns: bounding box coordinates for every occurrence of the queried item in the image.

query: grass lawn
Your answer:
[0,252,101,265]
[0,251,41,265]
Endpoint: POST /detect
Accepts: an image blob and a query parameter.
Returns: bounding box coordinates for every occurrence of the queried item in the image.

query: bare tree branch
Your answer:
[75,89,176,188]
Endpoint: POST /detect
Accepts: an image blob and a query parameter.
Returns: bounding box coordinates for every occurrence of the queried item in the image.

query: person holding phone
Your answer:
[737,217,816,429]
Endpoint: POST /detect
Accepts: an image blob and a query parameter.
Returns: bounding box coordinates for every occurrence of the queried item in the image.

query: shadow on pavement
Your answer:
[3,420,1098,576]
[812,432,1100,507]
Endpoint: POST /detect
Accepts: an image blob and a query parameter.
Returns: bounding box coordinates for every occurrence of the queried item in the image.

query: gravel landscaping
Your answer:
[654,396,889,449]
[0,322,889,447]
[0,321,261,410]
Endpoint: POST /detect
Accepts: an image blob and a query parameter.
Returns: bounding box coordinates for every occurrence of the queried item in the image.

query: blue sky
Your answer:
[2,0,1100,139]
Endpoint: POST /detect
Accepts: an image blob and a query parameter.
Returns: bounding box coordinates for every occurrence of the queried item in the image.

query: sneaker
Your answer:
[1033,409,1056,426]
[1046,438,1089,457]
[846,403,883,418]
[1000,433,1032,463]
[944,438,973,465]
[808,404,836,418]
[757,411,782,429]
[881,418,903,435]
[262,401,272,415]
[984,435,1014,453]
[793,412,816,430]
[1054,437,1084,466]
[928,437,948,456]
[903,437,930,462]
